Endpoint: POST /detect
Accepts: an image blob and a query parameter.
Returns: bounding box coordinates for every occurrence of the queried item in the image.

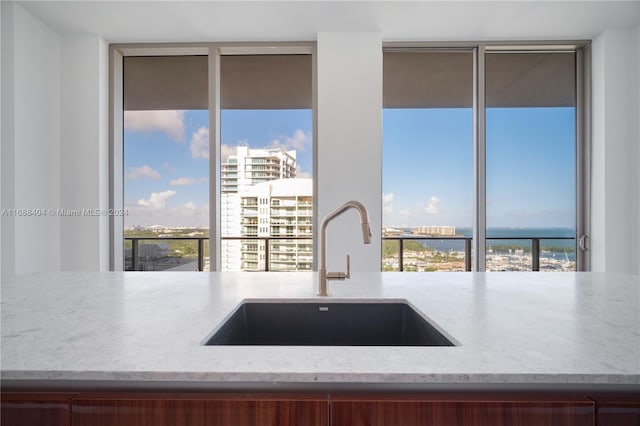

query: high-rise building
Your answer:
[221,146,306,271]
[240,178,313,271]
[222,146,297,193]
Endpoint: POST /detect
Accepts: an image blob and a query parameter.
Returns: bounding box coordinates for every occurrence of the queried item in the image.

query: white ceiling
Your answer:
[16,1,640,43]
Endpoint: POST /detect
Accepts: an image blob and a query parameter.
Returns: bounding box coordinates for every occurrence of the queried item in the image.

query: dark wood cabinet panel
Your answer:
[204,398,329,426]
[71,393,328,426]
[593,394,640,426]
[9,389,640,426]
[330,394,595,426]
[0,392,74,426]
[73,397,205,426]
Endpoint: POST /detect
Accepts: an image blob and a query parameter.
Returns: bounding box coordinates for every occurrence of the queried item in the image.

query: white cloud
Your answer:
[124,110,185,142]
[221,143,238,162]
[181,202,196,211]
[295,163,312,178]
[170,176,207,187]
[382,193,394,214]
[400,208,412,217]
[190,127,209,159]
[127,165,161,180]
[424,196,441,214]
[124,202,209,227]
[137,190,176,209]
[177,202,208,216]
[269,129,311,152]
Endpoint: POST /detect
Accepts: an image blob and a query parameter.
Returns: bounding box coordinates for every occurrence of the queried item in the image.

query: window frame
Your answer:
[382,41,591,271]
[110,40,589,272]
[109,42,317,271]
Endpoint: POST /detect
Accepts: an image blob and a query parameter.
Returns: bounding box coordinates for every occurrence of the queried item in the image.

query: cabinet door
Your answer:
[72,393,328,426]
[73,397,205,426]
[330,394,595,426]
[0,392,73,426]
[593,395,640,426]
[204,397,328,426]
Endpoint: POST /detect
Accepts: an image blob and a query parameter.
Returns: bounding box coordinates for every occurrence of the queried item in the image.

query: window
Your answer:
[382,50,474,272]
[122,55,210,271]
[219,54,313,272]
[485,51,577,271]
[113,45,314,272]
[382,44,589,272]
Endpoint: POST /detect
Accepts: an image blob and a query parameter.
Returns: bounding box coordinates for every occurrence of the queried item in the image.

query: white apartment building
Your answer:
[222,146,297,193]
[220,147,303,271]
[240,178,313,271]
[415,226,456,236]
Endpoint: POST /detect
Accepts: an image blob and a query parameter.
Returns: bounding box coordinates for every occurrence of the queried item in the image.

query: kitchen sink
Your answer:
[203,300,456,346]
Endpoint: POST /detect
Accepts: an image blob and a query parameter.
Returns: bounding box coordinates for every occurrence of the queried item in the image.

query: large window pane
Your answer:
[485,52,576,271]
[220,55,313,271]
[123,56,210,271]
[382,51,474,271]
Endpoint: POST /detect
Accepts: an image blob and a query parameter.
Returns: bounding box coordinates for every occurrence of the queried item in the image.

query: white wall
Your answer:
[637,21,640,271]
[636,20,640,274]
[317,33,382,272]
[60,35,109,271]
[1,1,13,280]
[591,26,640,274]
[1,2,61,278]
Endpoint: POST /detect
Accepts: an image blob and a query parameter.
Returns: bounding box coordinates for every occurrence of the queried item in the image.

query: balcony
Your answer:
[271,219,296,226]
[124,235,575,273]
[270,209,296,217]
[124,237,209,271]
[382,236,576,272]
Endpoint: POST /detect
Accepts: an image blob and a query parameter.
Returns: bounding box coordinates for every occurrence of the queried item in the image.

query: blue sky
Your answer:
[486,107,575,229]
[124,109,311,227]
[383,107,575,229]
[124,107,575,229]
[383,108,474,228]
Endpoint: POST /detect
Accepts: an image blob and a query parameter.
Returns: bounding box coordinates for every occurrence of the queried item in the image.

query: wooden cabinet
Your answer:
[203,396,328,426]
[72,393,328,426]
[1,392,74,426]
[3,390,640,426]
[592,394,640,426]
[330,394,595,426]
[72,396,205,426]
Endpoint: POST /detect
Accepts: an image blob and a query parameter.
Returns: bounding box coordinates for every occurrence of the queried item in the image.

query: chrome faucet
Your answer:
[318,200,372,296]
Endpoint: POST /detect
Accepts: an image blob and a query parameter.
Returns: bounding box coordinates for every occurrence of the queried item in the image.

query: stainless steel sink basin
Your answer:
[203,300,456,346]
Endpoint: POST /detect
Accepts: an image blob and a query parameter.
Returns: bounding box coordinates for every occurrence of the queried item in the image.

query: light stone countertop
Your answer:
[1,271,639,391]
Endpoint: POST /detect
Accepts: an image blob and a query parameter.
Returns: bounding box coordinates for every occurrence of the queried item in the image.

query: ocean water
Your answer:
[397,227,576,261]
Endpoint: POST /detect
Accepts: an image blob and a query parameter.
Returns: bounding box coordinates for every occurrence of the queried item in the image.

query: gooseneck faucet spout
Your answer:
[318,200,372,296]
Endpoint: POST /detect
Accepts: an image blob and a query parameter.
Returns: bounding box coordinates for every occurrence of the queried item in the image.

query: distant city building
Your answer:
[220,146,309,271]
[382,227,403,237]
[415,225,456,236]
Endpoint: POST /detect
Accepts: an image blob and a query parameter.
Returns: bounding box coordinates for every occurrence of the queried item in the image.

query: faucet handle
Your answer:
[327,255,350,280]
